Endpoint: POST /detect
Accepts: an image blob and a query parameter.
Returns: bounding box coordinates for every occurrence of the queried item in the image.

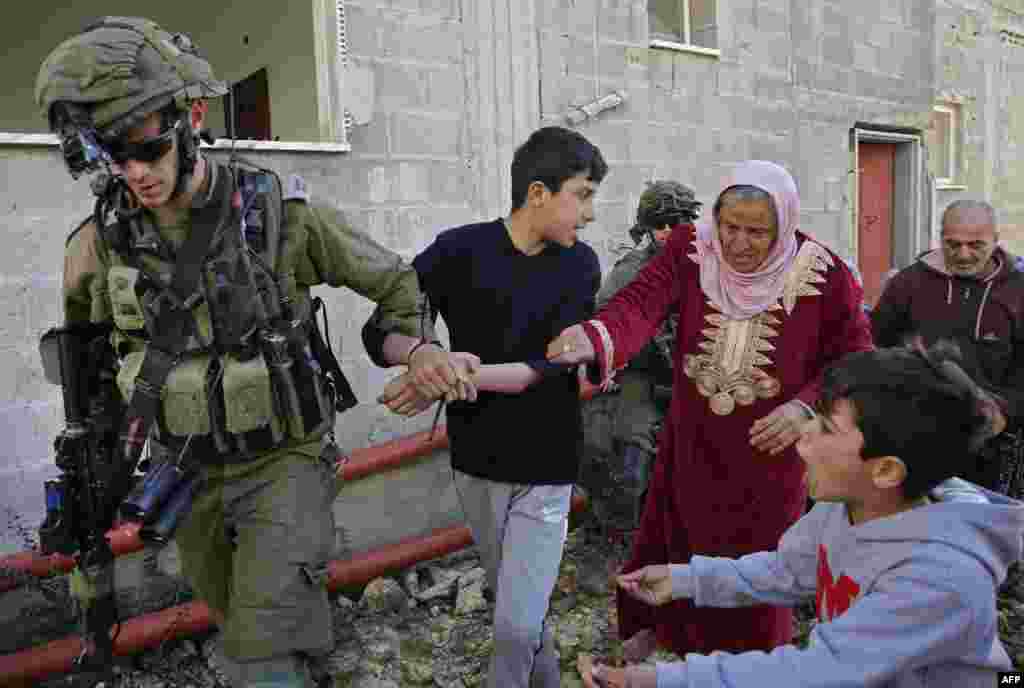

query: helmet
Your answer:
[35,16,226,136]
[629,180,702,245]
[36,17,227,189]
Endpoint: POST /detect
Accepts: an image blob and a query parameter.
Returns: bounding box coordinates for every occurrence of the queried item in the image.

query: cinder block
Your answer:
[755,4,789,34]
[756,72,793,103]
[905,0,933,32]
[822,33,855,68]
[21,283,61,358]
[348,112,391,158]
[391,113,462,158]
[344,3,382,58]
[597,4,634,43]
[0,285,28,345]
[372,60,430,111]
[598,43,629,80]
[719,63,756,97]
[566,36,597,78]
[418,0,459,20]
[567,0,599,40]
[427,65,466,110]
[427,161,475,206]
[822,4,852,37]
[631,123,675,164]
[382,15,462,65]
[854,42,881,73]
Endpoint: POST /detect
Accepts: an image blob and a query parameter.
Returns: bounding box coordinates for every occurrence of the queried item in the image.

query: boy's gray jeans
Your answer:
[453,470,572,688]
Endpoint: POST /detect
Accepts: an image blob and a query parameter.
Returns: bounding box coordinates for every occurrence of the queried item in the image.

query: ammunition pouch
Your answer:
[149,320,336,464]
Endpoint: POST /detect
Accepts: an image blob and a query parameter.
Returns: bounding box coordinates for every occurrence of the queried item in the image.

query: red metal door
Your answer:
[858,143,896,307]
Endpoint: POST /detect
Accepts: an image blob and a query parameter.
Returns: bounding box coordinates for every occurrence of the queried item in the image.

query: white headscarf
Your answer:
[693,160,802,319]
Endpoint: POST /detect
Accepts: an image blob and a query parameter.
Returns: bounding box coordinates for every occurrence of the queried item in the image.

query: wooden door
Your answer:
[858,142,896,307]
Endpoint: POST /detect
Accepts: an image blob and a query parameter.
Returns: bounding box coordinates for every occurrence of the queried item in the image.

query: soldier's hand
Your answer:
[750,400,812,456]
[378,372,435,416]
[546,324,596,365]
[617,565,673,606]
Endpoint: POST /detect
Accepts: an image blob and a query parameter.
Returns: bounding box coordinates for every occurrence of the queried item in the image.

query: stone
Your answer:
[361,577,410,616]
[401,657,435,685]
[455,579,487,616]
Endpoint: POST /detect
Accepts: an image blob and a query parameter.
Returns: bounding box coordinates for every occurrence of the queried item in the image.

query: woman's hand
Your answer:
[750,400,812,456]
[617,566,673,606]
[546,324,596,365]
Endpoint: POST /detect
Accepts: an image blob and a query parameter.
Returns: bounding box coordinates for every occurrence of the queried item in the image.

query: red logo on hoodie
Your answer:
[816,544,861,622]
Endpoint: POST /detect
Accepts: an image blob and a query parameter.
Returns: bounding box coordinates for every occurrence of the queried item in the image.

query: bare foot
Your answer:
[622,628,658,663]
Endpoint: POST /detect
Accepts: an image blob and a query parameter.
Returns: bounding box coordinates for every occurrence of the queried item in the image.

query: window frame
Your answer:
[648,0,721,58]
[929,103,963,189]
[0,0,351,153]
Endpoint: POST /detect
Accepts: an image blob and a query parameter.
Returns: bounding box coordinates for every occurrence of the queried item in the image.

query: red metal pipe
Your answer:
[0,383,599,592]
[0,428,448,593]
[0,494,586,685]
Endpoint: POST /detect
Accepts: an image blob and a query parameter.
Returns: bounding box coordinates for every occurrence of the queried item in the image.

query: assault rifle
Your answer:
[38,322,135,686]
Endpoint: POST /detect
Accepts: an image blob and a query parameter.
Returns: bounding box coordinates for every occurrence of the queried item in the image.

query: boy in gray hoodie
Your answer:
[580,342,1024,688]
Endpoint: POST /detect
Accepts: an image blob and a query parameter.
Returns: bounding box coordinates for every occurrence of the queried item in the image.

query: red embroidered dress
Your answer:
[583,226,872,656]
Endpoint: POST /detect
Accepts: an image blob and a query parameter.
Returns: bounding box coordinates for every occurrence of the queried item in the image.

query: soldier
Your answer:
[36,17,470,687]
[579,181,701,553]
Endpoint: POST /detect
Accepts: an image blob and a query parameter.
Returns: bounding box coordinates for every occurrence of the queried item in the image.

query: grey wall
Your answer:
[5,0,1024,552]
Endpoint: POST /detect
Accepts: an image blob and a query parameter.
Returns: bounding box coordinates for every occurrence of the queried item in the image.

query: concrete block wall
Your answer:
[536,0,934,266]
[930,1,1024,254]
[0,147,92,553]
[7,0,1024,552]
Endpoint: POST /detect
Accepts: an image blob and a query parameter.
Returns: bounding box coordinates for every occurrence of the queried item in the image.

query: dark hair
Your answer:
[819,342,1001,499]
[509,126,608,209]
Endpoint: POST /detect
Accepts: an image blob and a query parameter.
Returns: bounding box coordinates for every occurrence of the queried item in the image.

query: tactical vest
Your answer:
[97,160,352,462]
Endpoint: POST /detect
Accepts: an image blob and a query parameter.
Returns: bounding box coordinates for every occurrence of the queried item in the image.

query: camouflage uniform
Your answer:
[580,181,699,536]
[39,17,432,686]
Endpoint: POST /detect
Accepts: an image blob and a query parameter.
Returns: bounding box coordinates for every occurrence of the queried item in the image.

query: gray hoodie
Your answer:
[657,479,1024,687]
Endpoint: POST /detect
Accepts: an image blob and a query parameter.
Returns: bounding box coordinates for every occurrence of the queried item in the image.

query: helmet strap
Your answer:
[166,107,200,200]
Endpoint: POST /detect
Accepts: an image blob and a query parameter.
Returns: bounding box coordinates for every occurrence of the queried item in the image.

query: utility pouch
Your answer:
[138,471,202,544]
[221,352,285,442]
[161,355,213,437]
[285,323,333,438]
[108,266,148,332]
[115,350,146,402]
[120,459,189,523]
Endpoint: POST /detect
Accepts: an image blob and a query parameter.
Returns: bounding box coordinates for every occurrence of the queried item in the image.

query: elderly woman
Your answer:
[548,161,873,662]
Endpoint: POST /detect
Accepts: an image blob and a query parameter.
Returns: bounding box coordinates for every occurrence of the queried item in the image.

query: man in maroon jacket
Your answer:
[872,199,1024,492]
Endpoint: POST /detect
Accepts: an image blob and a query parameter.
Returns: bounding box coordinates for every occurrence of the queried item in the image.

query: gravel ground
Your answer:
[14,516,1024,687]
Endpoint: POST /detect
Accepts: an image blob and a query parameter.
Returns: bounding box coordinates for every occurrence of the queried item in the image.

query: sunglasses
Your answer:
[104,121,180,165]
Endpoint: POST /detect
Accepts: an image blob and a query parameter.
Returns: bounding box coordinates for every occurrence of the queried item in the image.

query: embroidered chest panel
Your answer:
[683,241,834,415]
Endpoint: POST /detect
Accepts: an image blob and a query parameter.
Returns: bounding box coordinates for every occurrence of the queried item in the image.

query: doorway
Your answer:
[225,68,272,141]
[858,142,896,307]
[851,127,926,308]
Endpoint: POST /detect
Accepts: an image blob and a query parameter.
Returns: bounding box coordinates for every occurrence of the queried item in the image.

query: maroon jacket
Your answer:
[871,248,1024,425]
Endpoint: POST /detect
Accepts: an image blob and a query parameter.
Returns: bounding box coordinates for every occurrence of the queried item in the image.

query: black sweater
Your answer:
[413,220,601,484]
